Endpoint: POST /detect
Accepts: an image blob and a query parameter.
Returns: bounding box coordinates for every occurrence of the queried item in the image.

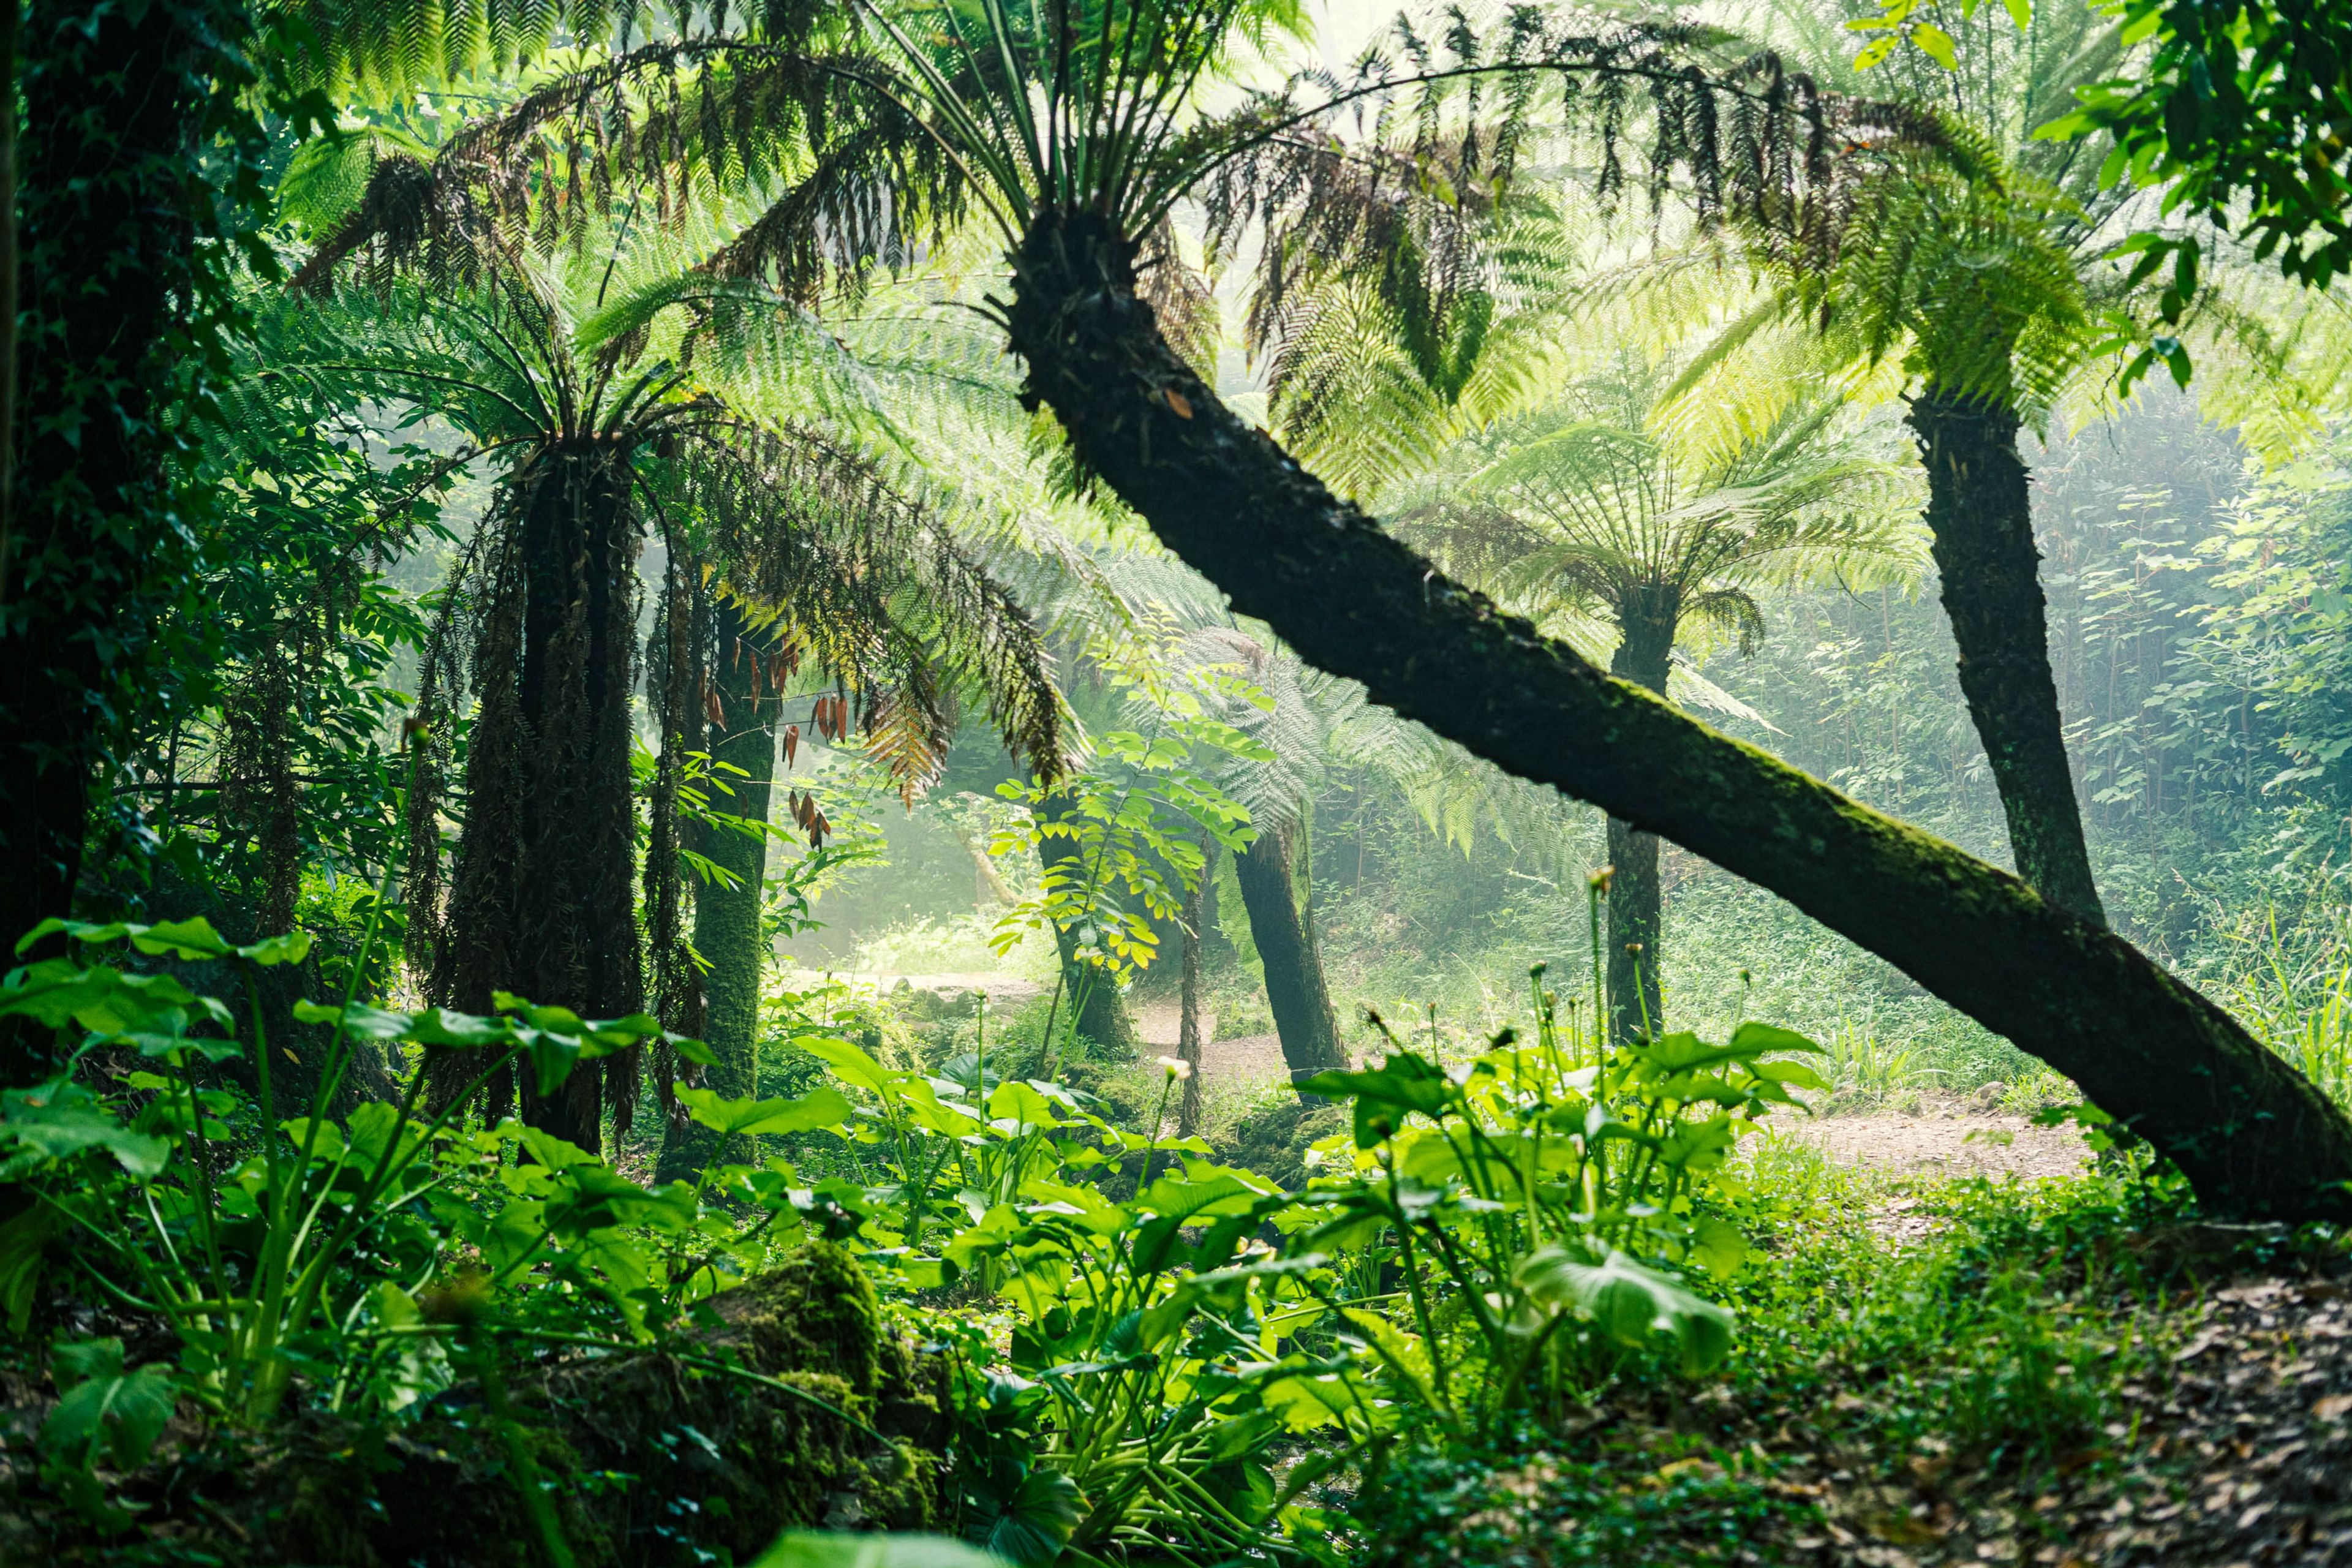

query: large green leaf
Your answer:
[0,1203,59,1334]
[1298,1051,1458,1147]
[40,1340,178,1471]
[987,1079,1068,1131]
[1514,1244,1734,1374]
[1726,1021,1826,1058]
[545,1164,696,1238]
[0,960,233,1054]
[1687,1215,1751,1281]
[750,1526,1010,1568]
[804,1036,897,1096]
[678,1083,853,1137]
[1130,1167,1281,1273]
[1,1081,169,1177]
[984,1469,1082,1565]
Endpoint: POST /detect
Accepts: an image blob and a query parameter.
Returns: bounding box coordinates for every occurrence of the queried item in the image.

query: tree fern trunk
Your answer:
[1910,386,2106,927]
[1000,204,2352,1222]
[1605,597,1677,1044]
[434,443,644,1156]
[658,599,772,1181]
[1232,821,1348,1091]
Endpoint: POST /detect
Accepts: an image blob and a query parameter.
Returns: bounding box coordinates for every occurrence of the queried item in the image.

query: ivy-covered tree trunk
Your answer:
[0,0,203,1081]
[658,600,774,1182]
[432,443,644,1156]
[1910,386,2106,927]
[1605,594,1678,1044]
[1001,205,2352,1222]
[1035,786,1140,1060]
[1232,821,1348,1090]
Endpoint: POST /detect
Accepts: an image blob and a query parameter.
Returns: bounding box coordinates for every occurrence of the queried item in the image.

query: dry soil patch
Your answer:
[1784,1109,2094,1182]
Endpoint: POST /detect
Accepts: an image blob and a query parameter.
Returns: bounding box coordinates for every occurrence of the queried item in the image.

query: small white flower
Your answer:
[1156,1055,1194,1080]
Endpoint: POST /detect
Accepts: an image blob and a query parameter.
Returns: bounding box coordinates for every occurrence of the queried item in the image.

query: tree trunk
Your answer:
[1232,821,1349,1091]
[1035,786,1140,1061]
[434,443,644,1156]
[0,0,201,1082]
[1000,206,2352,1222]
[1605,592,1678,1044]
[658,600,774,1182]
[0,0,22,612]
[1910,386,2106,927]
[1178,834,1212,1137]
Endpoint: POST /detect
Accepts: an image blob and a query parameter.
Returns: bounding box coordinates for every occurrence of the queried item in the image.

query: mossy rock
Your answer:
[9,1243,945,1567]
[1220,1101,1346,1189]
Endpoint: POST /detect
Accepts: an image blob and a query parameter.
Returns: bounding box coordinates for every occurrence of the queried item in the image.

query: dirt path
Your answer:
[843,972,1046,1008]
[1782,1109,2092,1182]
[1136,1005,1290,1079]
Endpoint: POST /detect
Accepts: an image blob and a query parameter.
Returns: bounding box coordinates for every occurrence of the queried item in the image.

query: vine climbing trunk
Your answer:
[432,442,645,1156]
[1232,821,1348,1092]
[658,598,775,1182]
[1605,594,1678,1044]
[1909,385,2106,927]
[1001,205,2352,1222]
[0,0,203,1083]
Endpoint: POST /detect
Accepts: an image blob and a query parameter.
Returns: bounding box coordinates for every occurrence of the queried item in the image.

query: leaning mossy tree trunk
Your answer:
[1036,785,1142,1060]
[1232,820,1349,1091]
[1001,205,2352,1222]
[1910,384,2106,927]
[1604,592,1678,1045]
[658,598,775,1182]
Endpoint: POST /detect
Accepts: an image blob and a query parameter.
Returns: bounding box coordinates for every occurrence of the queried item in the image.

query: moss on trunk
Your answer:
[1910,386,2106,927]
[1232,821,1349,1090]
[658,600,774,1182]
[1000,205,2352,1223]
[0,0,204,1084]
[1605,598,1677,1044]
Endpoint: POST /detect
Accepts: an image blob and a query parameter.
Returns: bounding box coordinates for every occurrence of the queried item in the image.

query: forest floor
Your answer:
[867,984,2352,1564]
[1374,1169,2352,1568]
